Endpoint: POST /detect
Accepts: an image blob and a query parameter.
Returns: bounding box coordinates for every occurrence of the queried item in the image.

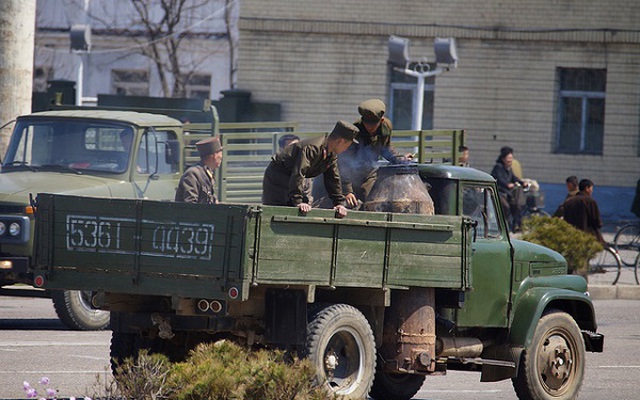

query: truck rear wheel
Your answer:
[369,370,426,400]
[306,303,376,399]
[51,290,110,330]
[512,310,585,400]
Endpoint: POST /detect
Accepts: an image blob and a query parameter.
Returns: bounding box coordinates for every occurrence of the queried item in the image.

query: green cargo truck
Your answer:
[33,163,603,400]
[0,104,219,330]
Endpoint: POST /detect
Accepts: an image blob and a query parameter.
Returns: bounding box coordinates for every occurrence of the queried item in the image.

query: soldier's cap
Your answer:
[330,120,359,144]
[358,98,386,123]
[196,136,223,157]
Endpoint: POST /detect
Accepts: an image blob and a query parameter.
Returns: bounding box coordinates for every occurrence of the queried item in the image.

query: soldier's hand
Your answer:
[334,205,348,218]
[298,203,312,214]
[345,193,358,208]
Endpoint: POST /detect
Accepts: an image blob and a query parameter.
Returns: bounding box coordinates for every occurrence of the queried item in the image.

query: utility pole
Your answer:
[0,0,36,160]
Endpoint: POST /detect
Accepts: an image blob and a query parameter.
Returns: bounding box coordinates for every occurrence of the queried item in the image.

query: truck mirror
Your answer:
[165,140,180,165]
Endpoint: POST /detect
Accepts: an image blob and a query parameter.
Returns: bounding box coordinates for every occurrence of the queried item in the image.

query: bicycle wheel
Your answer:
[614,223,640,267]
[588,247,621,285]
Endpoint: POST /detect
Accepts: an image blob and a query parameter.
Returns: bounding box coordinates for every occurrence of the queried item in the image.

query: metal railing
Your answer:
[212,128,465,203]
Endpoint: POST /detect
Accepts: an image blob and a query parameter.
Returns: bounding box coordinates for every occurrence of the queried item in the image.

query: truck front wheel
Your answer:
[51,290,110,330]
[306,303,376,399]
[512,310,585,400]
[369,370,426,400]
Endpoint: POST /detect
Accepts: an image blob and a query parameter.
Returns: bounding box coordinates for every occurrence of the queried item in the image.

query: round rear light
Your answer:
[197,299,210,312]
[228,287,239,299]
[34,275,45,288]
[210,301,223,313]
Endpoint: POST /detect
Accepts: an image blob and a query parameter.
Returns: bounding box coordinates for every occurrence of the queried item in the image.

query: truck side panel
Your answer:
[35,194,252,299]
[255,207,471,290]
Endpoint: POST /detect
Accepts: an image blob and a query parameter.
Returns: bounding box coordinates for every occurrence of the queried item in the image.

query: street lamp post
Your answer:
[388,36,458,130]
[70,24,92,106]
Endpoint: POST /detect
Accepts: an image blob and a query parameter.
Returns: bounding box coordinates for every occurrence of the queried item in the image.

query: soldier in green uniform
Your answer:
[262,120,359,217]
[339,99,409,208]
[174,137,223,204]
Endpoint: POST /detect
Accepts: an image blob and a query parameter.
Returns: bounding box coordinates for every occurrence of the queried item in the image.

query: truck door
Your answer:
[455,184,512,327]
[131,129,180,200]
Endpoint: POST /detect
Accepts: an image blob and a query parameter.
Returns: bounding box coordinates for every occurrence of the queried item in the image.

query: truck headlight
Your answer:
[9,222,20,236]
[0,222,5,236]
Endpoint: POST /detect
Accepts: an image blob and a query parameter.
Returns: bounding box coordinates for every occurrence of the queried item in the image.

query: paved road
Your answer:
[0,295,638,399]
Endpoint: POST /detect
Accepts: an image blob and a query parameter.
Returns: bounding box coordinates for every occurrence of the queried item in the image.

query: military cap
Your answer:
[358,99,386,123]
[330,120,359,143]
[196,136,223,157]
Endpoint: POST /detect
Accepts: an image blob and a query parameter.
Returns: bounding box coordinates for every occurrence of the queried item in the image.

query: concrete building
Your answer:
[34,0,235,103]
[32,0,640,220]
[235,0,640,221]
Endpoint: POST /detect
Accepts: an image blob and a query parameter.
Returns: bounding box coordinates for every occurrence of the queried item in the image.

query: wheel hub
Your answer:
[325,350,339,373]
[541,335,573,390]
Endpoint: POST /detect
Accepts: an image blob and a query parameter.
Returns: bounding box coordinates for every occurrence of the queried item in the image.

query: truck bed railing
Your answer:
[211,128,465,203]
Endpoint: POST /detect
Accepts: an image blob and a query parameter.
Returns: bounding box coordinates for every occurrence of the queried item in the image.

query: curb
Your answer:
[588,285,640,300]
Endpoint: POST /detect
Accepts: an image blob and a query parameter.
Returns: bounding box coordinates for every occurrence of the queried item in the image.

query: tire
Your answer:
[306,303,376,399]
[512,310,585,400]
[614,223,640,267]
[588,247,621,285]
[51,290,110,330]
[370,370,426,400]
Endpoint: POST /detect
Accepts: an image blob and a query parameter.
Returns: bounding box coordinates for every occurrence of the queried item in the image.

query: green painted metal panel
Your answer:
[36,194,253,299]
[36,195,471,300]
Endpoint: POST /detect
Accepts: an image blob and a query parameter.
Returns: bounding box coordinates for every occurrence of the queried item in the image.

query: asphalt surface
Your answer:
[2,296,638,400]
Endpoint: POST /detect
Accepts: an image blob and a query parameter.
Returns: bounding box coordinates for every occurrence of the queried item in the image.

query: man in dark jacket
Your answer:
[491,146,527,231]
[262,120,358,217]
[174,137,223,204]
[553,175,579,217]
[562,179,605,244]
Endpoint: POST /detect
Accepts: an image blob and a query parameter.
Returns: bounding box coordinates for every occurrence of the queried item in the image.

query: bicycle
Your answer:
[589,243,639,285]
[613,221,640,268]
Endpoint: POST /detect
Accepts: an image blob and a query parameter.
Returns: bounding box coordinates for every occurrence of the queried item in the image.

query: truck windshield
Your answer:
[2,119,135,174]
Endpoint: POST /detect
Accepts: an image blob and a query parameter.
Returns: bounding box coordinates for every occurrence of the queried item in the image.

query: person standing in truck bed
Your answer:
[174,136,223,204]
[262,120,358,217]
[339,99,410,208]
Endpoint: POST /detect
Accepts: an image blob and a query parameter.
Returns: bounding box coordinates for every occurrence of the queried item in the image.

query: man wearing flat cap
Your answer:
[338,99,407,208]
[262,120,358,217]
[175,136,223,204]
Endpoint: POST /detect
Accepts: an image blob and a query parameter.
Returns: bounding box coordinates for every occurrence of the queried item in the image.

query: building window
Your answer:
[388,65,435,130]
[555,68,606,155]
[186,74,211,100]
[111,69,149,96]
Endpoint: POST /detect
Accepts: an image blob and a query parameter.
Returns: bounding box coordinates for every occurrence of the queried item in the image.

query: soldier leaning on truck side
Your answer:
[262,120,358,217]
[278,134,313,204]
[339,99,411,208]
[174,137,223,204]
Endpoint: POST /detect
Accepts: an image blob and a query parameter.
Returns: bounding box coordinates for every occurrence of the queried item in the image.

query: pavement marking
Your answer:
[0,342,107,347]
[0,370,107,374]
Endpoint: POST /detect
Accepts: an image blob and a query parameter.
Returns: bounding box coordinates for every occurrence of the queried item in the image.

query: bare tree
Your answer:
[85,0,230,98]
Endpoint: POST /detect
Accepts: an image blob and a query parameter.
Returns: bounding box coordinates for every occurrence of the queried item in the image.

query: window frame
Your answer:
[555,68,607,155]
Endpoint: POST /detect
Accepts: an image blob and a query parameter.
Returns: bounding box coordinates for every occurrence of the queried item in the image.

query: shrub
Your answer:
[114,350,174,399]
[166,340,334,400]
[521,215,603,274]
